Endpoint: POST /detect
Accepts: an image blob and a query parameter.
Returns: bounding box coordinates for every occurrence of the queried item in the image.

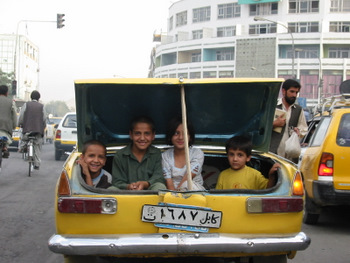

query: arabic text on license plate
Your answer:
[142,204,222,228]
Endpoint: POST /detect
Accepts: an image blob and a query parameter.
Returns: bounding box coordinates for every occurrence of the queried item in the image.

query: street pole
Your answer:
[254,17,295,79]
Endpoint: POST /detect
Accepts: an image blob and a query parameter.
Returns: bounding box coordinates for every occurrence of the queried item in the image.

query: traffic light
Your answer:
[57,14,65,29]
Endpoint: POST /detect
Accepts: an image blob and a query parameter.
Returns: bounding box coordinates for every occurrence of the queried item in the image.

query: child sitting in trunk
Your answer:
[77,139,112,189]
[216,135,280,190]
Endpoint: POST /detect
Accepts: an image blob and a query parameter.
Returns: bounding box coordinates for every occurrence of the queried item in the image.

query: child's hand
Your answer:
[76,155,89,176]
[76,155,93,186]
[128,181,149,190]
[269,163,281,176]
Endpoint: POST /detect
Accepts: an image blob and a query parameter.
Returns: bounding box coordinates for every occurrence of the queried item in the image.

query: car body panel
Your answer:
[49,78,310,260]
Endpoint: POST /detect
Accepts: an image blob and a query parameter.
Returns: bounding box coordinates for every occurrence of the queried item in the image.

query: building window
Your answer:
[190,72,201,79]
[203,71,217,78]
[191,52,201,62]
[330,21,350,32]
[330,0,350,12]
[289,0,319,13]
[192,30,203,39]
[219,71,234,78]
[295,48,319,58]
[169,16,173,31]
[216,49,234,61]
[218,3,241,19]
[288,22,319,33]
[249,3,278,16]
[178,73,188,78]
[249,24,277,34]
[176,11,187,27]
[217,26,236,37]
[329,47,350,58]
[193,6,211,23]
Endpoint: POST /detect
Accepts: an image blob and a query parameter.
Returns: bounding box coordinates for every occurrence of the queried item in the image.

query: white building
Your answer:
[0,34,39,101]
[152,0,350,106]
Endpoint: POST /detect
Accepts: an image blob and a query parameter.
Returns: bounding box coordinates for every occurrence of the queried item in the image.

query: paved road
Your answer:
[0,144,349,263]
[0,143,63,263]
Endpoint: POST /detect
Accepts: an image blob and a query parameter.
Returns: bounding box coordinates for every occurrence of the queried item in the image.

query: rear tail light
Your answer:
[292,171,304,196]
[58,197,117,214]
[55,129,61,139]
[247,197,303,213]
[318,152,334,176]
[58,170,71,196]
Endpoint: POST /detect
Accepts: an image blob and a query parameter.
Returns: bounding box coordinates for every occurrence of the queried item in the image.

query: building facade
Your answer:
[152,0,350,106]
[0,34,39,101]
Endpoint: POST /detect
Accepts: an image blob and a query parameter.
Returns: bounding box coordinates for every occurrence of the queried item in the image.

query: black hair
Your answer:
[30,90,41,100]
[129,115,156,133]
[282,79,301,91]
[225,135,252,157]
[82,139,107,155]
[0,85,8,95]
[165,115,195,146]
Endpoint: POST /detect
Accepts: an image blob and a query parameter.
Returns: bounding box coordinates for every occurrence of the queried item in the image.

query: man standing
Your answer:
[0,85,17,159]
[18,90,46,170]
[269,79,308,162]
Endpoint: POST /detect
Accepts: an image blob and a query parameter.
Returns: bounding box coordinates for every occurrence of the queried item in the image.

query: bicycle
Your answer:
[0,136,8,174]
[22,133,37,177]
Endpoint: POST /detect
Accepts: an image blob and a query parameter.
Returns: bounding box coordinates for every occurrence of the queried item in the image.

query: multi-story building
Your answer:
[151,0,350,106]
[0,34,39,101]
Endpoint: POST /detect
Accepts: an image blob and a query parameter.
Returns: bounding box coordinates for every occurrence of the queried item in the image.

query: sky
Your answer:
[0,0,173,103]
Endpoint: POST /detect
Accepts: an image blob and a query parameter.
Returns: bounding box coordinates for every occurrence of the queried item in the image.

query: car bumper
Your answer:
[48,232,310,256]
[313,181,350,205]
[54,141,75,152]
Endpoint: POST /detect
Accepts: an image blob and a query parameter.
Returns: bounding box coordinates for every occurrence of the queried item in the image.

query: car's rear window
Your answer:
[63,115,77,128]
[309,117,331,147]
[336,113,350,147]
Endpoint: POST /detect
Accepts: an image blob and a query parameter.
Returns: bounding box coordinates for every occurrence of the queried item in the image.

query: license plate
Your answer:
[142,203,222,229]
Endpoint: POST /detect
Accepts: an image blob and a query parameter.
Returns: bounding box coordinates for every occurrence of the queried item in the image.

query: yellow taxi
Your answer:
[48,78,310,263]
[299,88,350,225]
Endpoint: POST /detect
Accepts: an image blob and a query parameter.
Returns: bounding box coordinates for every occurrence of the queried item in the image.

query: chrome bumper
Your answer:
[48,232,310,256]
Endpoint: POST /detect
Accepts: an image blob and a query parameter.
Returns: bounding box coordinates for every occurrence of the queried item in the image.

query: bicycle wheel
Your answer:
[28,144,34,177]
[28,160,33,177]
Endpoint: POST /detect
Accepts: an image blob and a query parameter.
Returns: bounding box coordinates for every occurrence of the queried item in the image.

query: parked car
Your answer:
[54,112,77,160]
[48,78,310,263]
[299,93,350,225]
[44,116,62,144]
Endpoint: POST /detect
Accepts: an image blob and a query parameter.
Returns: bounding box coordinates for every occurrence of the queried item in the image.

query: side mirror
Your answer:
[54,124,58,129]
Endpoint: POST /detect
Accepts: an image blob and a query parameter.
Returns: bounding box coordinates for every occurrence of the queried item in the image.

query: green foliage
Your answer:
[0,69,14,97]
[45,101,70,117]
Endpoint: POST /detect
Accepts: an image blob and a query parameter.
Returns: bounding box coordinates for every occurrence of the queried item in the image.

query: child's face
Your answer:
[81,144,106,175]
[227,148,251,170]
[171,123,189,150]
[129,122,155,152]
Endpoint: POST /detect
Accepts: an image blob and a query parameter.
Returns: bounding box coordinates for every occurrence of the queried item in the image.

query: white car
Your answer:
[53,112,77,160]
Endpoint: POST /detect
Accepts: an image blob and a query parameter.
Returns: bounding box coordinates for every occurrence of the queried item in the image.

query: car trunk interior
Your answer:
[76,150,279,193]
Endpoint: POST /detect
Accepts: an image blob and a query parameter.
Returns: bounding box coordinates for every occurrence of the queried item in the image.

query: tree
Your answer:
[44,101,70,117]
[0,69,15,98]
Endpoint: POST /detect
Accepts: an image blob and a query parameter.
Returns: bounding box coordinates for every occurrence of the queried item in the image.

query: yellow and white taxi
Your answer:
[48,78,310,263]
